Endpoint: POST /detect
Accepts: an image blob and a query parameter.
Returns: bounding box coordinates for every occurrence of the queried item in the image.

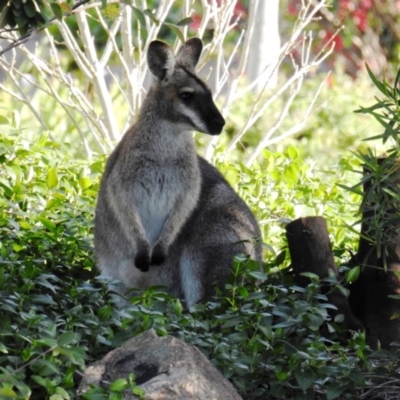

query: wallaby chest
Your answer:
[129,152,200,246]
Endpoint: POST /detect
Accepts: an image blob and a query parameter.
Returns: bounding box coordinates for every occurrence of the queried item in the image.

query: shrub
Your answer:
[1,111,400,400]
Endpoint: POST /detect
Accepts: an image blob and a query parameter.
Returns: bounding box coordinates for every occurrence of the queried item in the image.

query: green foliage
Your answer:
[1,111,400,399]
[0,0,74,34]
[346,65,400,266]
[0,0,46,34]
[83,374,145,400]
[215,143,361,259]
[0,119,106,399]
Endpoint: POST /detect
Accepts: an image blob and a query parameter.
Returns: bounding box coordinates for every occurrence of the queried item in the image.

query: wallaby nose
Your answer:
[210,114,225,135]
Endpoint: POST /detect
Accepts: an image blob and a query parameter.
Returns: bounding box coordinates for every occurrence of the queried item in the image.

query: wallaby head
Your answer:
[146,38,225,136]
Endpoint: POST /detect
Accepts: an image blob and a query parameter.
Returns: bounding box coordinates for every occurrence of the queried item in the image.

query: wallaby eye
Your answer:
[179,92,194,101]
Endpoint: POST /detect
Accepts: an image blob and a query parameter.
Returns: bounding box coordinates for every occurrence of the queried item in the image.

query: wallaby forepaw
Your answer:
[135,252,151,272]
[151,244,166,265]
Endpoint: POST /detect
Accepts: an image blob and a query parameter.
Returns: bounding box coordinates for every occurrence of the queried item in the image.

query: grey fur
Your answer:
[94,38,262,308]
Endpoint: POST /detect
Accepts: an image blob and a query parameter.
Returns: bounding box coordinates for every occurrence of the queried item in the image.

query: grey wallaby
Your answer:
[94,37,262,308]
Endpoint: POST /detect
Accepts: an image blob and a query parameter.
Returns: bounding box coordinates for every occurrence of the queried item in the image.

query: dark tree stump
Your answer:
[286,216,363,333]
[348,157,400,348]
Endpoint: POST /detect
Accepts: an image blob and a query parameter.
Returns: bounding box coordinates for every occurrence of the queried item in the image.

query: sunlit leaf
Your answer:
[46,167,59,189]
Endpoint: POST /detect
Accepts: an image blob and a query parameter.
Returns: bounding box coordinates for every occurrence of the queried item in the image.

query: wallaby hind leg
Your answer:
[179,244,244,307]
[178,217,261,308]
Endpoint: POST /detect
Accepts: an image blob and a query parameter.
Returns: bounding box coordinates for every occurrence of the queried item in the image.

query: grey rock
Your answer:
[78,329,242,400]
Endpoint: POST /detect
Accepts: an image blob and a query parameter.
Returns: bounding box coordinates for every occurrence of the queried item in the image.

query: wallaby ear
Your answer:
[147,41,176,81]
[176,37,203,70]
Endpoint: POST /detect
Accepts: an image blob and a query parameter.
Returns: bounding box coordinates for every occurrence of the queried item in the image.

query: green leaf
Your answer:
[143,9,159,24]
[163,22,185,43]
[176,17,193,26]
[326,384,345,400]
[221,317,244,329]
[31,375,47,387]
[346,266,360,283]
[50,3,63,20]
[57,332,79,346]
[47,167,59,189]
[31,294,58,305]
[299,272,320,281]
[295,367,315,391]
[49,395,66,400]
[132,6,146,26]
[38,216,56,232]
[23,2,36,18]
[0,115,9,124]
[78,177,93,190]
[390,309,400,320]
[365,64,388,97]
[82,387,107,400]
[132,387,146,397]
[287,146,298,159]
[274,250,286,266]
[19,220,32,229]
[349,370,365,386]
[275,370,288,381]
[284,164,299,184]
[248,270,268,280]
[109,378,128,392]
[0,387,18,398]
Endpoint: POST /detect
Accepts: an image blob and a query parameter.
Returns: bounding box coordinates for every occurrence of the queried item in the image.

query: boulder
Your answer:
[78,329,242,400]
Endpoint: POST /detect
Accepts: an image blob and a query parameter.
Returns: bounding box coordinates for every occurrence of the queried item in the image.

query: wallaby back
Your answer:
[94,38,262,307]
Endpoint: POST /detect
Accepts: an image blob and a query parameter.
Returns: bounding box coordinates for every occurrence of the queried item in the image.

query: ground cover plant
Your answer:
[1,78,400,398]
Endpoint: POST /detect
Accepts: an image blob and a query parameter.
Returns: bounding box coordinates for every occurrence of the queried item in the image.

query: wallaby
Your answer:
[94,38,262,308]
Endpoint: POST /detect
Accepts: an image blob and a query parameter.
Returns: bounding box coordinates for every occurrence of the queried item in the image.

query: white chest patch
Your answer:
[134,166,182,245]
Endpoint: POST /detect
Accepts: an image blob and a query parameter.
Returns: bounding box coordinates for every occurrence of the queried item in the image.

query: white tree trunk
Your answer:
[246,0,281,92]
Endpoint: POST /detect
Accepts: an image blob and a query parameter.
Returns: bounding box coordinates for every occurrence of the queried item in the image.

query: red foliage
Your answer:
[324,31,344,52]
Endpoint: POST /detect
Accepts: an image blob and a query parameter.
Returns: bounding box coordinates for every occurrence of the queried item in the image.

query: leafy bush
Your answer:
[1,108,400,400]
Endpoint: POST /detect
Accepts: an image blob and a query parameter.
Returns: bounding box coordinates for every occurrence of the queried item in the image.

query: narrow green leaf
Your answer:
[365,64,388,97]
[176,17,193,26]
[143,9,159,24]
[163,23,185,43]
[132,6,146,26]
